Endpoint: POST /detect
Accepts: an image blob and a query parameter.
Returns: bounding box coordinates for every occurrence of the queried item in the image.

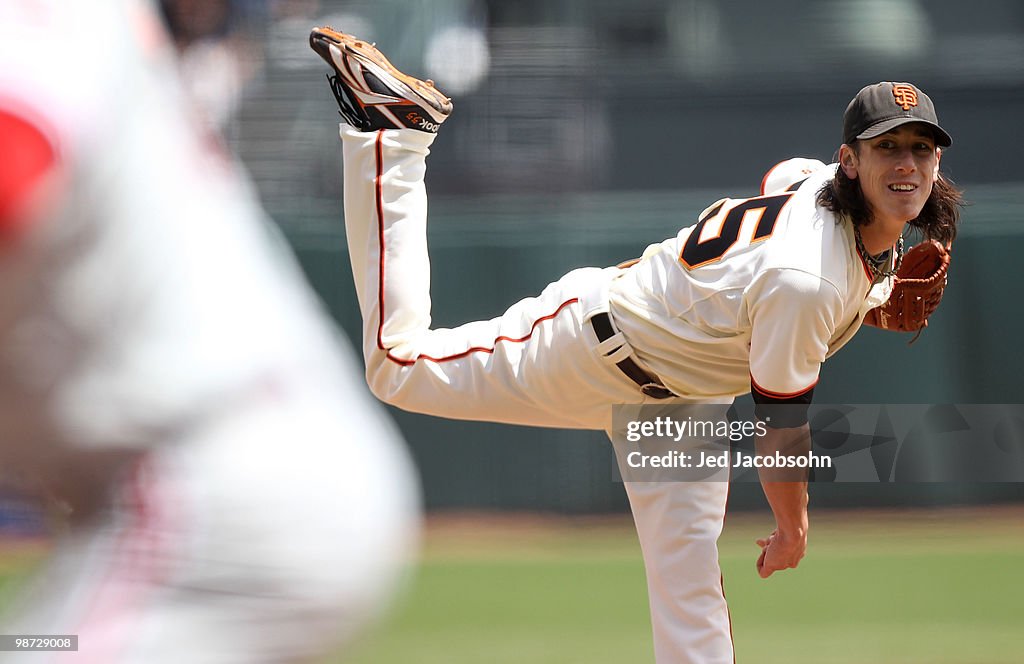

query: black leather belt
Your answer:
[590,313,675,399]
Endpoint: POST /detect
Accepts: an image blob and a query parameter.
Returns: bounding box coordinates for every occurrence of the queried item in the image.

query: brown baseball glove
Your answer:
[864,239,951,336]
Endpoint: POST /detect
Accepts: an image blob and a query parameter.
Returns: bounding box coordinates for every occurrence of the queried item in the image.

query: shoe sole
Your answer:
[310,27,452,120]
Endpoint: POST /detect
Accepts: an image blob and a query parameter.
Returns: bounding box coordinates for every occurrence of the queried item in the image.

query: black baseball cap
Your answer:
[843,81,952,147]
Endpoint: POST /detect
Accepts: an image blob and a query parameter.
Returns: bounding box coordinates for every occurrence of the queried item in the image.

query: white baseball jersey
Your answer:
[608,164,895,402]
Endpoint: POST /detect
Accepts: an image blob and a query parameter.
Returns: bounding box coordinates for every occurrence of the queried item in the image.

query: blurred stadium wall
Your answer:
[172,0,1024,513]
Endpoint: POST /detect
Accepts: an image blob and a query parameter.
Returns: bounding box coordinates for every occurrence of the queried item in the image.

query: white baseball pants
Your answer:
[341,126,733,663]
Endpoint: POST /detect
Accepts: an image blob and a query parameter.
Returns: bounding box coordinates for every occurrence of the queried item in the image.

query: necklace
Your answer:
[854,226,903,280]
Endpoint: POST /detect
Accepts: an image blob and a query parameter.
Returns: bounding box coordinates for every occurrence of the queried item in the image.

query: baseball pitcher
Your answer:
[310,27,962,663]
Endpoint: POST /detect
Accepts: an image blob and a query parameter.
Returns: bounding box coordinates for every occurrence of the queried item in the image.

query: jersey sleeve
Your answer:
[746,268,842,427]
[760,158,828,196]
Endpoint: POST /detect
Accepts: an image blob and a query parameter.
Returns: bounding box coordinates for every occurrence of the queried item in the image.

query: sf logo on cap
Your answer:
[892,84,918,111]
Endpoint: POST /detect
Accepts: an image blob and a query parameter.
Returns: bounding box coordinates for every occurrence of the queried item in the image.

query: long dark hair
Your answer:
[816,147,964,245]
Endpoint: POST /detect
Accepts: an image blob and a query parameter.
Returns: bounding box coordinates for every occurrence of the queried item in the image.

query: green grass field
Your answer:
[1,508,1021,663]
[342,508,1024,664]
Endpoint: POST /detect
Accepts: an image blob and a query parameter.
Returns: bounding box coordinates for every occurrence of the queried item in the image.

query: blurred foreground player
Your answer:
[310,26,962,664]
[0,1,419,661]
